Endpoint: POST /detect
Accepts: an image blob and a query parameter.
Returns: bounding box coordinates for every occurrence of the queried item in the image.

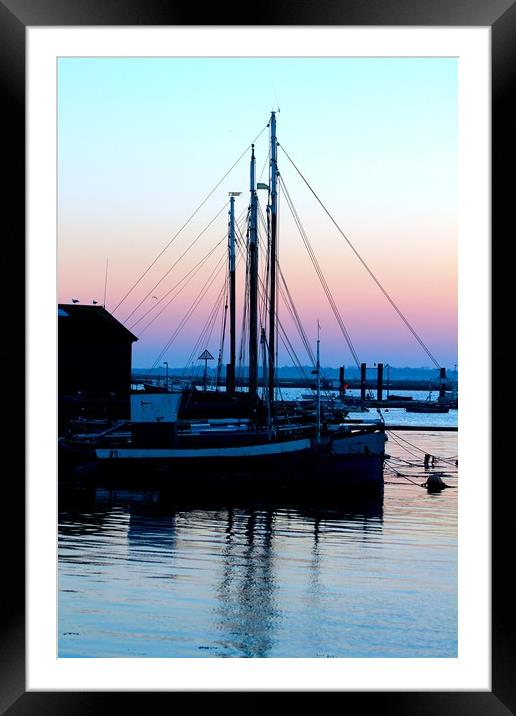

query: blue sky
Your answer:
[58,57,457,368]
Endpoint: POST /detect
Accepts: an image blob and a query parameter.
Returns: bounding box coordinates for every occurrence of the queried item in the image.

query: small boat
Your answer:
[405,402,450,413]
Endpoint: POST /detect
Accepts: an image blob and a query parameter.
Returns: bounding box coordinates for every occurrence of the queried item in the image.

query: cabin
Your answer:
[131,392,182,447]
[58,304,138,425]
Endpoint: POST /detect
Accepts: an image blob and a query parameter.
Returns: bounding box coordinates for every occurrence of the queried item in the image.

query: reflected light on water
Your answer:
[59,432,457,658]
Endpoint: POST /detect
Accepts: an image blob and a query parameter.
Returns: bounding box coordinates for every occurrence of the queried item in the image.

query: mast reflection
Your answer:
[215,507,278,657]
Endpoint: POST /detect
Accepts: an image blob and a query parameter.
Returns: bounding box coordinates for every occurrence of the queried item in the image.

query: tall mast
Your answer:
[248,145,259,399]
[268,111,278,407]
[316,321,321,447]
[227,193,239,393]
[261,328,271,435]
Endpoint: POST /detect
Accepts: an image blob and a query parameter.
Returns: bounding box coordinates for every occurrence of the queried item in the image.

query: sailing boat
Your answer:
[61,112,387,495]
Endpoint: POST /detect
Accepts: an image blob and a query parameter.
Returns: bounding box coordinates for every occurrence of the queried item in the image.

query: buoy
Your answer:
[423,474,447,493]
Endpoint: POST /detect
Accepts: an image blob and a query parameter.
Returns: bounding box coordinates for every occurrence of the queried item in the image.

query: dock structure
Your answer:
[384,425,457,431]
[131,373,457,394]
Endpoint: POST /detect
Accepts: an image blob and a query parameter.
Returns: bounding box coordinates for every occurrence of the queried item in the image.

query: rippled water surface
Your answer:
[59,431,457,658]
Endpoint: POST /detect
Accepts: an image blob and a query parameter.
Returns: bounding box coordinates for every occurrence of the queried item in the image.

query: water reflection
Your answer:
[126,510,177,563]
[61,485,459,658]
[214,508,278,656]
[59,433,457,658]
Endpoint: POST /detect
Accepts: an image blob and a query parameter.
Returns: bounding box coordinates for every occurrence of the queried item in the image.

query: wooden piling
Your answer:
[377,363,383,401]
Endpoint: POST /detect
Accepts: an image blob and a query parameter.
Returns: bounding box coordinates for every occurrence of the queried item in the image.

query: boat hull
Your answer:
[60,430,385,497]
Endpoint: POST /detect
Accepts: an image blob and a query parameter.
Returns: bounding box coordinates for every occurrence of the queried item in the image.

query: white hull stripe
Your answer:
[96,438,311,460]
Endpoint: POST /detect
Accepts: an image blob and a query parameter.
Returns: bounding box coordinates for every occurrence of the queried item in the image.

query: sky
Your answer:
[57,57,457,370]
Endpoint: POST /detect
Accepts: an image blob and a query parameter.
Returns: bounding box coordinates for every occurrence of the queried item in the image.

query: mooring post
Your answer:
[439,367,446,401]
[360,362,367,401]
[377,363,383,402]
[339,366,345,397]
[226,363,233,393]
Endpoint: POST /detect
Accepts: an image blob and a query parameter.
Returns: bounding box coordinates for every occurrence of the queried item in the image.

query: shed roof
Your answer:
[58,304,138,342]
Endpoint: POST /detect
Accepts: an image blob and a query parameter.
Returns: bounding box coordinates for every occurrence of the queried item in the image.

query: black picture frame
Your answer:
[1,0,509,710]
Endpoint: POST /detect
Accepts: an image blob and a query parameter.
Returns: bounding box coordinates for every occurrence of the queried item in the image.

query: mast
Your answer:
[227,192,239,393]
[316,321,321,447]
[261,328,271,435]
[268,111,278,408]
[248,145,259,399]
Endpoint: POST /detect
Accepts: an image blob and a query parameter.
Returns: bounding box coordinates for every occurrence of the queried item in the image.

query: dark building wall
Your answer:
[58,306,137,420]
[58,338,132,399]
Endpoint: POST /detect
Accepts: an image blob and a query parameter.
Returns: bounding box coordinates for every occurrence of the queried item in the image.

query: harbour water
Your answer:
[58,422,457,659]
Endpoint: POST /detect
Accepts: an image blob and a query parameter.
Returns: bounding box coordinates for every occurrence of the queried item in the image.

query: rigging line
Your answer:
[256,205,269,326]
[153,275,223,374]
[280,144,441,369]
[257,203,274,288]
[237,265,249,367]
[187,278,227,368]
[205,286,226,354]
[383,463,421,482]
[216,283,229,389]
[183,252,244,374]
[387,430,432,456]
[259,236,271,338]
[133,205,249,332]
[261,275,312,381]
[187,279,227,376]
[276,342,298,399]
[236,247,250,388]
[386,432,422,460]
[277,281,314,371]
[238,215,294,364]
[258,148,270,183]
[249,254,310,382]
[181,284,224,378]
[150,251,228,370]
[387,431,458,466]
[261,253,271,342]
[234,224,248,255]
[279,174,358,364]
[130,234,227,332]
[278,265,316,366]
[280,174,359,364]
[279,175,362,368]
[137,241,227,336]
[153,259,226,373]
[275,184,281,375]
[124,200,229,324]
[112,124,268,314]
[385,469,426,487]
[277,319,311,382]
[258,328,291,413]
[234,223,314,377]
[264,278,311,381]
[387,454,457,472]
[389,456,427,467]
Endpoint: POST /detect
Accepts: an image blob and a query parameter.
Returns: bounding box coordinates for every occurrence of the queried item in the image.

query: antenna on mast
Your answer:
[103,258,109,308]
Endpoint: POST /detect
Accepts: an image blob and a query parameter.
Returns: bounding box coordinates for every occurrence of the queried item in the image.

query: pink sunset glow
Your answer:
[58,57,457,369]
